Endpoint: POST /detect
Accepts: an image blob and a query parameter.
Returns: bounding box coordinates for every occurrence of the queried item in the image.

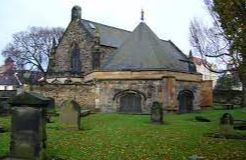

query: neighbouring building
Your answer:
[0,57,43,97]
[0,57,21,97]
[192,56,218,88]
[45,6,213,113]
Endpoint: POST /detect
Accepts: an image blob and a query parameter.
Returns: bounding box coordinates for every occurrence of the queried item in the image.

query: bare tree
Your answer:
[189,17,237,73]
[189,0,246,106]
[1,27,64,74]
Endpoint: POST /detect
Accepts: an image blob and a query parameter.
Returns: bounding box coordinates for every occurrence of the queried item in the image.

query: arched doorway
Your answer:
[178,90,194,112]
[119,93,142,113]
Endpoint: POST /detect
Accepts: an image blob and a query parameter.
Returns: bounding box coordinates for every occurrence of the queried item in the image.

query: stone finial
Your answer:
[189,50,193,58]
[52,37,57,48]
[71,5,82,21]
[141,9,144,22]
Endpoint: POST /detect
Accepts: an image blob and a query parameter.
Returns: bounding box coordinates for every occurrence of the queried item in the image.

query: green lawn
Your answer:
[1,108,246,160]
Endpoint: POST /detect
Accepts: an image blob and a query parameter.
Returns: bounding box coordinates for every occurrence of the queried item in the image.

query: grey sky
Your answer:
[0,0,209,65]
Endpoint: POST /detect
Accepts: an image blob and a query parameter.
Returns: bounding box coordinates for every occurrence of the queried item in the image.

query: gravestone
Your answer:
[234,119,246,130]
[80,109,90,117]
[151,101,163,124]
[0,123,5,133]
[0,99,10,115]
[8,92,51,160]
[219,113,234,135]
[207,113,246,140]
[46,97,55,123]
[220,113,233,125]
[195,116,211,122]
[47,97,55,109]
[59,100,81,130]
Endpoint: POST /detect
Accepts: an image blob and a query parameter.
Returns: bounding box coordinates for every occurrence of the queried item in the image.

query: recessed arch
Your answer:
[178,90,194,112]
[113,89,146,101]
[113,89,146,113]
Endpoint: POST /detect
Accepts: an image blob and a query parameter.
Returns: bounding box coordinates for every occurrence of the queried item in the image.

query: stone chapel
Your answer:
[46,6,212,113]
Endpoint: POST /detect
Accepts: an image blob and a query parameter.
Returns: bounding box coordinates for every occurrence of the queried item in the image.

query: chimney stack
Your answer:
[71,5,81,21]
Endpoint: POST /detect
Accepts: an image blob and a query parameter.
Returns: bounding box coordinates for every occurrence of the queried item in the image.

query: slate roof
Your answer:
[81,20,192,72]
[0,73,20,85]
[17,70,43,85]
[82,19,131,48]
[0,70,43,86]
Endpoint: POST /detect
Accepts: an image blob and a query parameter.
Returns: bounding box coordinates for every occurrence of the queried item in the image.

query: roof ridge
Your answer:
[82,19,169,42]
[103,22,186,71]
[82,19,131,33]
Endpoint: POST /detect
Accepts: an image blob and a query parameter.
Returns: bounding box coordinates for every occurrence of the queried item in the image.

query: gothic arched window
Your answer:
[71,43,81,74]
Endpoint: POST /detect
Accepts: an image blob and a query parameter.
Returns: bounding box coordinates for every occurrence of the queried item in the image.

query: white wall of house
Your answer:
[0,85,15,90]
[0,85,5,90]
[193,58,218,88]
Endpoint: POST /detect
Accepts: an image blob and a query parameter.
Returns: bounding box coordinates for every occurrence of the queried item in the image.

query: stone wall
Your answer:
[200,80,213,107]
[28,79,203,113]
[100,46,115,67]
[96,80,162,113]
[176,80,201,111]
[52,20,94,75]
[96,78,202,113]
[29,84,96,110]
[84,70,202,82]
[49,19,116,78]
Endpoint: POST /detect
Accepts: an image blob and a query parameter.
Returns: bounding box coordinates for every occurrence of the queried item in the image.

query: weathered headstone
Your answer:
[207,113,246,140]
[10,107,45,159]
[220,113,233,125]
[59,100,81,130]
[233,119,246,130]
[47,97,55,109]
[0,123,5,133]
[8,92,51,160]
[195,116,211,122]
[151,101,163,124]
[0,100,10,115]
[80,109,90,117]
[46,97,55,123]
[219,113,234,135]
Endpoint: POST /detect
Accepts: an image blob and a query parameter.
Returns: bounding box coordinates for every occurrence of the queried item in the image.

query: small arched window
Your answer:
[71,43,81,74]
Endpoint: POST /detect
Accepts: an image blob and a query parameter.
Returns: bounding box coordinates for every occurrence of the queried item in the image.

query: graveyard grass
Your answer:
[1,107,246,160]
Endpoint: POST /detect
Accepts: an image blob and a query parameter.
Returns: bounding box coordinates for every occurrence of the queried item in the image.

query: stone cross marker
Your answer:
[8,92,51,160]
[151,101,163,124]
[59,100,81,130]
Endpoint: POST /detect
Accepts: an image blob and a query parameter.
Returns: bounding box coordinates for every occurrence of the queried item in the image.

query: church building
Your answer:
[47,6,212,113]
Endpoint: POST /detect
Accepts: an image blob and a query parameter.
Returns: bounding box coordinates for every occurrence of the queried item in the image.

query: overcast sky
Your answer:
[0,0,210,65]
